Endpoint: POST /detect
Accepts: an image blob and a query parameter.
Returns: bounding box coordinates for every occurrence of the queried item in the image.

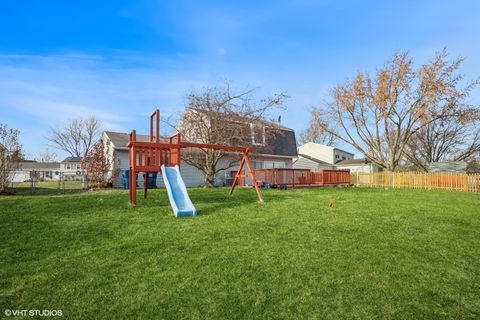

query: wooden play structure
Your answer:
[127,109,264,206]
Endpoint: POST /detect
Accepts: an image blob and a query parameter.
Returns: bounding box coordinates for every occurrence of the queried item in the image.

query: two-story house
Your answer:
[60,157,84,180]
[294,142,380,173]
[102,113,298,188]
[297,142,354,165]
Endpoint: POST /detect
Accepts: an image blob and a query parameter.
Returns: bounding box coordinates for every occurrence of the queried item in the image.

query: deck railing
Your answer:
[251,169,350,187]
[350,172,480,193]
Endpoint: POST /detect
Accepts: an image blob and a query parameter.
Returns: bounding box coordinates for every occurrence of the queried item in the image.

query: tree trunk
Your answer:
[204,169,215,187]
[203,160,216,188]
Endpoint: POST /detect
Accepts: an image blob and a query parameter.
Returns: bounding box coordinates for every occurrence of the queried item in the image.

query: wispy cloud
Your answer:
[0,53,208,156]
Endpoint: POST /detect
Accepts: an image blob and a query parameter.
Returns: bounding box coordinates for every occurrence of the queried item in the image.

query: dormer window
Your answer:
[250,123,265,146]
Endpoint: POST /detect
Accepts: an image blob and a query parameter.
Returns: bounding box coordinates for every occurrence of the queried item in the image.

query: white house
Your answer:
[60,157,85,180]
[297,142,354,165]
[10,161,61,182]
[295,143,380,173]
[334,158,380,173]
[292,154,334,171]
[102,123,298,188]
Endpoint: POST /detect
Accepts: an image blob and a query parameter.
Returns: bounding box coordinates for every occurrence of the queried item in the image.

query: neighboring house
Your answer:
[102,120,298,188]
[10,161,61,182]
[60,157,84,180]
[296,143,380,173]
[293,154,334,171]
[297,142,354,164]
[335,158,380,173]
[428,161,467,173]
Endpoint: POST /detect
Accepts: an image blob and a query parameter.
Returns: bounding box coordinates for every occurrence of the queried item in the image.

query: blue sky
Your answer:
[1,0,479,159]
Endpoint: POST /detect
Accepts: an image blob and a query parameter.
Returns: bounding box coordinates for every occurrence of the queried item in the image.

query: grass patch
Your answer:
[1,187,479,319]
[12,180,84,196]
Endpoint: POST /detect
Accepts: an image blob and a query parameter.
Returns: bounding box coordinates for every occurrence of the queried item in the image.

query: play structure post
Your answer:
[150,109,160,143]
[129,130,137,205]
[229,148,264,202]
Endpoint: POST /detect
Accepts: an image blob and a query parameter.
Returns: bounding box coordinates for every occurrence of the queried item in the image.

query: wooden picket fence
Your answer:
[351,172,480,193]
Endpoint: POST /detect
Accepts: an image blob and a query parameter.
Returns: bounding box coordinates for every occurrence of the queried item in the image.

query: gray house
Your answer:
[102,123,298,188]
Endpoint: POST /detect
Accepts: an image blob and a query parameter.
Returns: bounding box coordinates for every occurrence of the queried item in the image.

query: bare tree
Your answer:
[310,49,479,171]
[0,124,23,193]
[405,116,480,171]
[37,147,58,163]
[47,116,101,189]
[299,108,337,146]
[174,84,288,187]
[47,117,101,158]
[466,159,480,174]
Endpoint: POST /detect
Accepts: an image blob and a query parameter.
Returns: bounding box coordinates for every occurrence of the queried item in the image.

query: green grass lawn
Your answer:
[0,187,479,319]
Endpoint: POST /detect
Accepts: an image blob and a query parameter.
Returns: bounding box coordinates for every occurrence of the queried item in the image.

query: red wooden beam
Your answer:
[127,141,247,153]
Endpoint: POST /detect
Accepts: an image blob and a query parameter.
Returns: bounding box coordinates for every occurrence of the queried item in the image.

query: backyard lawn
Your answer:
[12,180,83,196]
[0,187,479,319]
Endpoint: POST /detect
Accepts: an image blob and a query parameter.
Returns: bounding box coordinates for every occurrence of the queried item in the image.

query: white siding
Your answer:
[298,143,354,165]
[10,171,28,183]
[293,156,334,171]
[333,150,354,163]
[335,163,379,173]
[298,143,335,164]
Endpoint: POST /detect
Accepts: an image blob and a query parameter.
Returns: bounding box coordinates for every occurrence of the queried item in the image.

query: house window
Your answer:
[252,161,264,169]
[66,164,71,169]
[335,155,340,159]
[274,162,285,168]
[264,161,285,169]
[250,123,265,146]
[342,156,346,160]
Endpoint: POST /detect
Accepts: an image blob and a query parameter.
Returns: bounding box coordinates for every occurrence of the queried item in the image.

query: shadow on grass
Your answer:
[189,188,292,216]
[125,187,293,216]
[11,187,87,196]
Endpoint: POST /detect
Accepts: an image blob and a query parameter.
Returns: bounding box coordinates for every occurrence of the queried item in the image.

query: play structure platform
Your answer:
[127,109,263,216]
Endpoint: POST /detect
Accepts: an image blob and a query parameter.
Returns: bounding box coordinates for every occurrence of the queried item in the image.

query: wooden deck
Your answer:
[233,168,351,188]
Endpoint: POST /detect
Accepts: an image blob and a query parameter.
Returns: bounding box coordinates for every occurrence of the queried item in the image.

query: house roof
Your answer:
[186,107,295,132]
[61,157,83,163]
[297,153,331,165]
[335,158,370,165]
[180,109,297,157]
[104,131,170,150]
[293,156,333,170]
[428,161,467,172]
[18,161,61,170]
[104,129,298,158]
[257,128,297,157]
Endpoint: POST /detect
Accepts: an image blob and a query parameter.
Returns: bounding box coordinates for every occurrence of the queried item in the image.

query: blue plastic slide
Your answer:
[161,165,197,217]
